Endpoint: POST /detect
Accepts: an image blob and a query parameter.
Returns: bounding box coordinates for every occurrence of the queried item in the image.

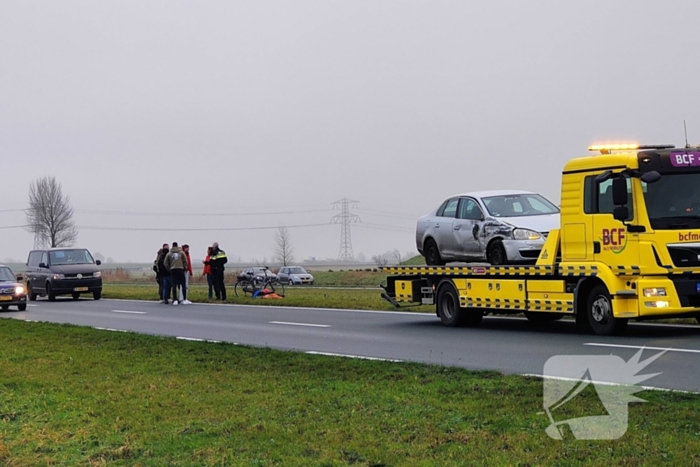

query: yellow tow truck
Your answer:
[381,143,700,335]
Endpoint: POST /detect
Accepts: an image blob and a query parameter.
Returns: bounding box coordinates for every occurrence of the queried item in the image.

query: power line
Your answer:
[0,225,28,230]
[76,222,334,232]
[330,198,360,261]
[75,208,335,217]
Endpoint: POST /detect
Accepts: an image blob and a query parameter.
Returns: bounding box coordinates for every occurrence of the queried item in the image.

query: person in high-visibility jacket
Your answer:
[209,242,228,300]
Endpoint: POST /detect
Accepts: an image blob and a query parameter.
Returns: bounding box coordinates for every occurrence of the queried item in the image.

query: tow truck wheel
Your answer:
[437,282,482,327]
[587,284,628,336]
[424,239,445,266]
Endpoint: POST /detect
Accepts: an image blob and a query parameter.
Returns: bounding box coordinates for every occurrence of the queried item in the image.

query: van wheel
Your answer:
[424,239,445,266]
[93,290,101,300]
[27,283,37,301]
[17,304,27,311]
[587,284,627,336]
[72,293,80,300]
[437,282,482,327]
[1,305,7,311]
[488,240,508,265]
[47,283,56,302]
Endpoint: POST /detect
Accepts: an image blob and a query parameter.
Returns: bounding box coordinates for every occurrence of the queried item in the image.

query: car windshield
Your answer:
[0,267,15,282]
[482,194,559,218]
[289,267,306,274]
[49,249,95,266]
[643,173,700,229]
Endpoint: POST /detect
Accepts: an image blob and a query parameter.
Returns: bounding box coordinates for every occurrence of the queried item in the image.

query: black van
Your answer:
[25,248,103,301]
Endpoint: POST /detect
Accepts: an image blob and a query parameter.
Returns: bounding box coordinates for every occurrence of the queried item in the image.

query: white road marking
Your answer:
[522,373,699,394]
[306,351,402,362]
[176,337,222,343]
[111,310,147,314]
[27,304,38,307]
[93,327,129,332]
[269,321,331,328]
[584,343,700,354]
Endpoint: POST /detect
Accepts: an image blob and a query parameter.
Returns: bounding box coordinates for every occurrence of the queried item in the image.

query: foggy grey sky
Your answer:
[2,1,700,263]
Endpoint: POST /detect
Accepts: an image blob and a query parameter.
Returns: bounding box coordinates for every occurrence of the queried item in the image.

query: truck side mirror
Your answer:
[641,171,661,184]
[613,206,629,221]
[612,177,628,206]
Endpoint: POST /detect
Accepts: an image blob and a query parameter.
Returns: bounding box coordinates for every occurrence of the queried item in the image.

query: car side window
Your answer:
[28,252,39,267]
[441,198,459,218]
[457,198,484,220]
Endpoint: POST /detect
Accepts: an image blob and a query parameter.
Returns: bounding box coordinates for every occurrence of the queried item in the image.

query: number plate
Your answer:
[0,296,12,301]
[74,287,88,292]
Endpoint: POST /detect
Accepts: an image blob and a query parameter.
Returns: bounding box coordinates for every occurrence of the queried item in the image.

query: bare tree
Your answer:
[273,225,295,266]
[25,176,78,247]
[372,254,389,267]
[392,249,402,265]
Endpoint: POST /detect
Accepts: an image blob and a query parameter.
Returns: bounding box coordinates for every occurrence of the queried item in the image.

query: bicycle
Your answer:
[234,266,285,298]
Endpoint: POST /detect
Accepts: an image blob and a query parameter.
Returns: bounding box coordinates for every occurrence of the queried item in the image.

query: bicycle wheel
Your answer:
[265,279,284,297]
[234,280,255,297]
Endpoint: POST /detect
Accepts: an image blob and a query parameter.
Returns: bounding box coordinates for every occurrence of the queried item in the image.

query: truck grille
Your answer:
[668,245,700,268]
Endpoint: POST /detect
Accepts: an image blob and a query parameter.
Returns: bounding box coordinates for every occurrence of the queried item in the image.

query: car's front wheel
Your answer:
[487,240,508,265]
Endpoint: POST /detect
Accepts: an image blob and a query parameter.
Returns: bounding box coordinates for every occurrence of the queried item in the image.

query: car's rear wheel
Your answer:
[1,305,7,311]
[17,304,27,311]
[488,240,508,265]
[424,239,445,266]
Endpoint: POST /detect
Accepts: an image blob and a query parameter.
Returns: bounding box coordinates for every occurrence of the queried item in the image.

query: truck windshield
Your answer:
[643,173,700,229]
[49,249,95,266]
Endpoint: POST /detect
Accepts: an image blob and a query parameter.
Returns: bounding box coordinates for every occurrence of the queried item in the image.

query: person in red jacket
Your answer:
[202,246,214,299]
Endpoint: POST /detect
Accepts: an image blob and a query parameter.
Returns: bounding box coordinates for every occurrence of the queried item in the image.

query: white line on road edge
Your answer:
[522,373,699,394]
[111,310,147,314]
[584,343,700,354]
[306,351,402,362]
[175,337,222,343]
[269,321,331,328]
[27,304,38,307]
[93,327,129,332]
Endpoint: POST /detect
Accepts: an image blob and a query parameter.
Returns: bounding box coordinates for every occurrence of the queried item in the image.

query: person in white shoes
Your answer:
[165,242,189,306]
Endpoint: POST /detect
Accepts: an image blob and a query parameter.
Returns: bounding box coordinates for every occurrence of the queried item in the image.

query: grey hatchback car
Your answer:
[416,190,560,265]
[25,248,103,301]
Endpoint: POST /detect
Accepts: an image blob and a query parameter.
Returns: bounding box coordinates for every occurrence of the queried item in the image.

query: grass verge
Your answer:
[0,319,699,466]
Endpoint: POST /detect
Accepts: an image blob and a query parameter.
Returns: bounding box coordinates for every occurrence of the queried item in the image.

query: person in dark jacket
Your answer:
[209,242,228,300]
[155,244,172,304]
[165,242,189,306]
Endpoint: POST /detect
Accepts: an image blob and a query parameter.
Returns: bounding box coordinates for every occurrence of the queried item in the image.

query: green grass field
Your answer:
[0,319,698,466]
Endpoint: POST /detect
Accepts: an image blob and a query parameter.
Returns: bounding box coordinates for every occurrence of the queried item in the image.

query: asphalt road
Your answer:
[3,298,700,392]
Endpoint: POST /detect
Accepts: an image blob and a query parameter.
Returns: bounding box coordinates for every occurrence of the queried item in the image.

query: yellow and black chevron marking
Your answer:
[460,297,527,310]
[614,265,641,276]
[528,299,574,313]
[383,265,554,277]
[558,264,598,277]
[460,297,573,313]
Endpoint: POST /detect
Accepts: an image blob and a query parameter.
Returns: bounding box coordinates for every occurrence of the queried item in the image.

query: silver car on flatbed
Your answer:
[416,190,560,265]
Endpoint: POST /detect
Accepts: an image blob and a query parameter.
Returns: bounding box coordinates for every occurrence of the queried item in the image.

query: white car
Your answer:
[416,190,560,265]
[277,266,314,285]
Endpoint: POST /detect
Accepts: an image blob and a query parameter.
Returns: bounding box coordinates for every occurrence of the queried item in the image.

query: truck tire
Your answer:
[424,239,445,266]
[437,282,482,327]
[587,284,627,336]
[488,240,508,265]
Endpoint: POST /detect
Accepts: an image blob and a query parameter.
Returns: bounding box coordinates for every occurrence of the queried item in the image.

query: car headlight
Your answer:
[53,274,65,280]
[643,288,666,297]
[513,228,543,241]
[93,271,101,278]
[15,286,25,294]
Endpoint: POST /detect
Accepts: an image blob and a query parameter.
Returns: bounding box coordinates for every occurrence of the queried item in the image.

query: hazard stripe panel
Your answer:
[383,265,555,276]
